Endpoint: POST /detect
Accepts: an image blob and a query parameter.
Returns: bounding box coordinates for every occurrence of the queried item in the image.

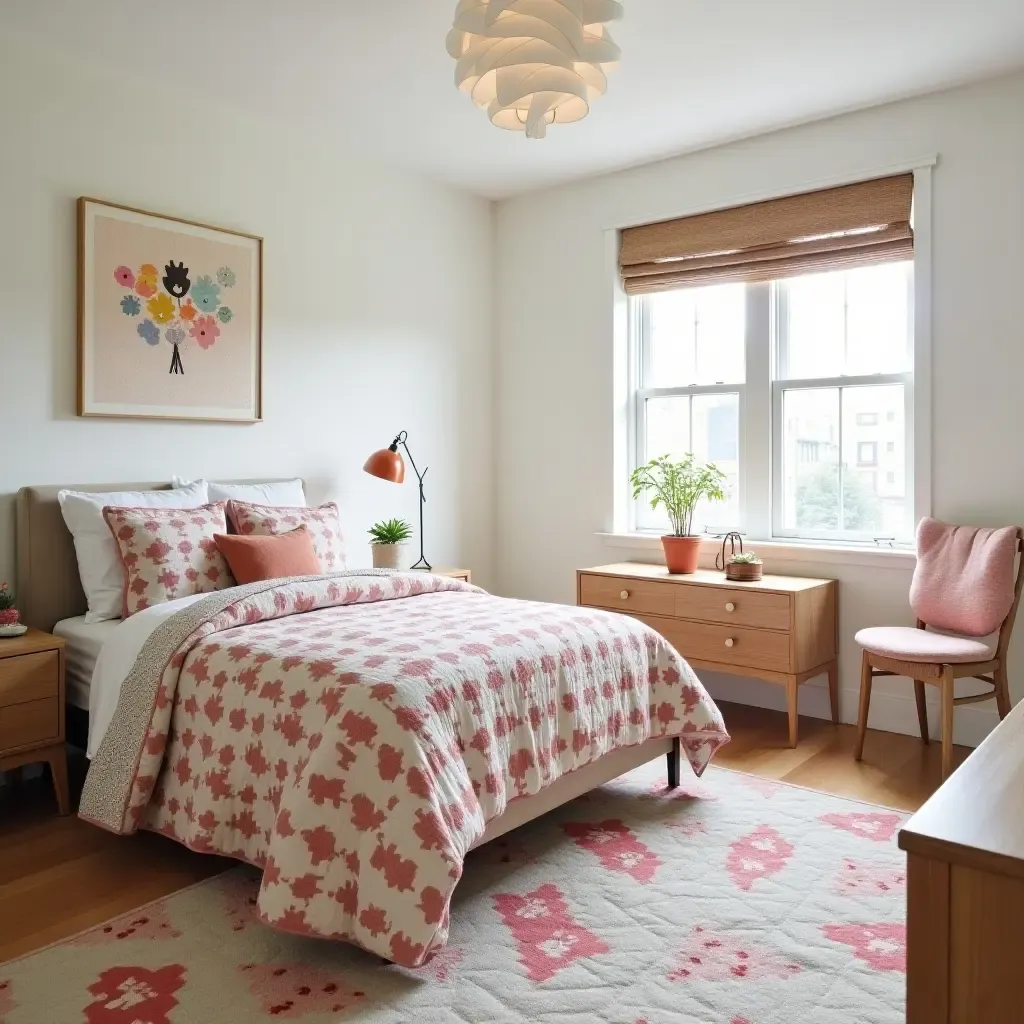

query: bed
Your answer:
[15,482,729,967]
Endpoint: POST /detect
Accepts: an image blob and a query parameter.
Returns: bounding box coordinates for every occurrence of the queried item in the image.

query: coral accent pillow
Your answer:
[103,502,235,617]
[909,517,1019,637]
[214,526,322,585]
[225,501,347,571]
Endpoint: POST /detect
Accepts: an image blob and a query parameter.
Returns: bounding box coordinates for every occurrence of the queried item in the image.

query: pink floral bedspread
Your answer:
[79,572,728,966]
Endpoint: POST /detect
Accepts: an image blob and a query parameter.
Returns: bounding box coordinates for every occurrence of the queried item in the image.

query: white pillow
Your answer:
[58,481,210,623]
[171,477,306,506]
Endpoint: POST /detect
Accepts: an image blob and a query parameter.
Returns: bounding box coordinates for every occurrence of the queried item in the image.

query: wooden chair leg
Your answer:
[827,660,840,725]
[855,651,873,761]
[914,680,929,744]
[994,662,1011,720]
[940,667,955,781]
[785,675,799,748]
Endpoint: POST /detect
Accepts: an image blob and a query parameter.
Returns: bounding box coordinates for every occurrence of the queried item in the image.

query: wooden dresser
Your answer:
[900,699,1024,1023]
[577,563,838,746]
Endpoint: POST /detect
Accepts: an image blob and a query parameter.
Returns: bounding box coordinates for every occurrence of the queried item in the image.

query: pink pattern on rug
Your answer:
[219,871,262,932]
[645,778,718,800]
[493,883,609,983]
[820,812,903,843]
[562,820,662,883]
[421,945,464,982]
[727,826,794,890]
[240,963,364,1018]
[0,980,14,1021]
[83,965,186,1024]
[668,818,708,838]
[667,926,802,982]
[834,859,906,897]
[822,923,906,972]
[740,776,783,799]
[72,905,182,945]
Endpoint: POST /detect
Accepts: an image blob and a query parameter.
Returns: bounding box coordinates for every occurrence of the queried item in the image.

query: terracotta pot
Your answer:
[661,536,702,574]
[371,543,405,570]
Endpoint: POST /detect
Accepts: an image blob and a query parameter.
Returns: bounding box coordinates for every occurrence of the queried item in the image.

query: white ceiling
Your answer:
[3,0,1024,198]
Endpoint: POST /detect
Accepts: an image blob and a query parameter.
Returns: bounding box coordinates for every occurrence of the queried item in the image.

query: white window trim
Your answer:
[606,158,934,563]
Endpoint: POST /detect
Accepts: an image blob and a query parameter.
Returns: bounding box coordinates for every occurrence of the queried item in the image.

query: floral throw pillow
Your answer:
[225,501,346,571]
[104,502,235,617]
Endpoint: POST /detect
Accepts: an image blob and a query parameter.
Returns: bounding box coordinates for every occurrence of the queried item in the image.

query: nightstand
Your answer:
[416,568,472,583]
[0,630,69,815]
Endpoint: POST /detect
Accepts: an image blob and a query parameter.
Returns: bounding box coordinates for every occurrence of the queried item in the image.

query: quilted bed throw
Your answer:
[79,572,729,966]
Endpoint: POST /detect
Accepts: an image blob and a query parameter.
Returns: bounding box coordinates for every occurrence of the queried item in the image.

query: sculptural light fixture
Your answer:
[447,0,624,139]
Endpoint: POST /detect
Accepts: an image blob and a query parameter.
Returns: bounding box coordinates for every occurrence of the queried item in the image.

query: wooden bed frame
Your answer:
[15,481,682,846]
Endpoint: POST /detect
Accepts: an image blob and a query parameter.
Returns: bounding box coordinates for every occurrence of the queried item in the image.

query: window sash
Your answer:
[770,372,913,543]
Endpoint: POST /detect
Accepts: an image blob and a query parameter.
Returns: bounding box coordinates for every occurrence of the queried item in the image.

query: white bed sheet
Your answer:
[57,593,211,758]
[52,616,121,712]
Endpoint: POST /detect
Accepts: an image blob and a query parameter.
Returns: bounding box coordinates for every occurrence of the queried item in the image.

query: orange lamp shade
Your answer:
[363,447,406,484]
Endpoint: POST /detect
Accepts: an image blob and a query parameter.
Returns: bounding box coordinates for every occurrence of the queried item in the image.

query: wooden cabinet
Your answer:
[577,563,838,746]
[0,630,69,815]
[900,699,1024,1023]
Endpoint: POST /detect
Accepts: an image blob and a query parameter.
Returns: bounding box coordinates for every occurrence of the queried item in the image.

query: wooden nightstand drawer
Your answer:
[0,650,59,708]
[0,697,59,752]
[579,573,675,617]
[674,585,791,631]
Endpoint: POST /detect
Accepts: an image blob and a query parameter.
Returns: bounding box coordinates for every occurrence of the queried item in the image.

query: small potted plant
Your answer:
[368,518,413,570]
[0,582,24,635]
[630,454,726,574]
[725,550,763,582]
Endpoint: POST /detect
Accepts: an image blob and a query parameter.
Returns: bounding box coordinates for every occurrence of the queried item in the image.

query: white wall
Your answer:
[0,36,495,590]
[495,72,1024,747]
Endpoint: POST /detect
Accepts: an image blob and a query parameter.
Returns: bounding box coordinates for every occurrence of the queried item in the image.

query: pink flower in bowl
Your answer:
[114,265,135,288]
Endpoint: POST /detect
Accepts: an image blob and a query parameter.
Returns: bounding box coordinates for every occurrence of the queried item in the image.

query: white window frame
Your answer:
[617,161,933,552]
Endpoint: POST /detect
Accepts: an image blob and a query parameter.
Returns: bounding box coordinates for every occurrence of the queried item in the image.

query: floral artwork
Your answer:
[79,198,262,422]
[112,260,234,375]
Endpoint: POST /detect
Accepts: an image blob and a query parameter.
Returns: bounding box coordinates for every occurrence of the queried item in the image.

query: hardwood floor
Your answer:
[0,701,969,963]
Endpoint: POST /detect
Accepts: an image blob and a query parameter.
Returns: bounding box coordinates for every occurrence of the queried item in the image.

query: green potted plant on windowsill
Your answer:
[630,454,727,574]
[368,518,413,570]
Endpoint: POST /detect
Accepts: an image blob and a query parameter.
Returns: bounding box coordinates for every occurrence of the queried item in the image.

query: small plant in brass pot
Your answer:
[630,454,726,574]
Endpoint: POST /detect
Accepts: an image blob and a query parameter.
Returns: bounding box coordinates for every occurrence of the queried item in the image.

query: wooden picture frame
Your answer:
[77,197,263,423]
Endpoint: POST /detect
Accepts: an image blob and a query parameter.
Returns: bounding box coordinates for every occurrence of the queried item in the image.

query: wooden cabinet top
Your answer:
[900,698,1024,881]
[579,563,834,594]
[0,629,64,661]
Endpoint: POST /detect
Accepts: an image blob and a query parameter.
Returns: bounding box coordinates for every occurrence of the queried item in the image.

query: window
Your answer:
[630,261,916,542]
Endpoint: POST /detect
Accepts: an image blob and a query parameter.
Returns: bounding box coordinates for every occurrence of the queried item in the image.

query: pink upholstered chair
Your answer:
[855,518,1024,780]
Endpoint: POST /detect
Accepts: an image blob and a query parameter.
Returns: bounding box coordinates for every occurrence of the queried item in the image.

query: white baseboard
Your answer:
[698,669,1000,750]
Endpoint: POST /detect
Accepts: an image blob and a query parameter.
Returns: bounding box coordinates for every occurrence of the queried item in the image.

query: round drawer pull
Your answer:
[619,590,630,600]
[725,602,736,612]
[724,638,735,648]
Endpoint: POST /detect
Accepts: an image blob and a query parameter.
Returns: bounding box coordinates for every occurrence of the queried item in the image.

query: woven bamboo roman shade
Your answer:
[620,173,914,295]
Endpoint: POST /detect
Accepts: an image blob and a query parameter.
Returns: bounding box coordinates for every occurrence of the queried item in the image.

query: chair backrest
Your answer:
[909,518,1024,638]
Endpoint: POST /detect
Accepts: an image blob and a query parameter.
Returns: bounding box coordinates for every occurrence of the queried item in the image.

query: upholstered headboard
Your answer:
[15,480,301,631]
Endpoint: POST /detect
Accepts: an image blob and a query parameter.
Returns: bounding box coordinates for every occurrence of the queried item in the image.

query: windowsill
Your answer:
[596,532,916,570]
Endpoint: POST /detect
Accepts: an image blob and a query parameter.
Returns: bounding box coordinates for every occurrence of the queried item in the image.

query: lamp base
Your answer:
[410,556,433,571]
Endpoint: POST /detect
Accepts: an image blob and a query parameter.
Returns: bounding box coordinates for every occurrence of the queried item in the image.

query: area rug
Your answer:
[0,763,907,1023]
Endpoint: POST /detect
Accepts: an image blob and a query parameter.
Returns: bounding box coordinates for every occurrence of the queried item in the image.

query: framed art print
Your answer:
[78,198,263,422]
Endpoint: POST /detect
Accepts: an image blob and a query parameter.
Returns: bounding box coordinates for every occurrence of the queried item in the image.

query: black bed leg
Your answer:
[667,736,681,789]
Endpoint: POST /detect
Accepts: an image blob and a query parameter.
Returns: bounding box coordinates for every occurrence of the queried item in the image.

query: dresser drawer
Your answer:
[643,617,792,673]
[0,651,59,708]
[579,573,675,617]
[0,697,59,752]
[674,585,791,631]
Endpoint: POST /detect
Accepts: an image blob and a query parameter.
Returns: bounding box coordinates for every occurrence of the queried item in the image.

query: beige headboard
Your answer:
[16,480,300,631]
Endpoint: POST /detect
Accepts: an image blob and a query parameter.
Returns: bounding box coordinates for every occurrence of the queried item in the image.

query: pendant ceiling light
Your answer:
[447,0,624,139]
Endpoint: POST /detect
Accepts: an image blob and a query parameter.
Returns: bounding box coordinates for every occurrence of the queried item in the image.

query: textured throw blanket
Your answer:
[80,572,728,966]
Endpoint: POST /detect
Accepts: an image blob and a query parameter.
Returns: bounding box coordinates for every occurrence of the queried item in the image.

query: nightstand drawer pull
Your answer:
[724,638,735,648]
[620,590,630,600]
[725,602,736,612]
